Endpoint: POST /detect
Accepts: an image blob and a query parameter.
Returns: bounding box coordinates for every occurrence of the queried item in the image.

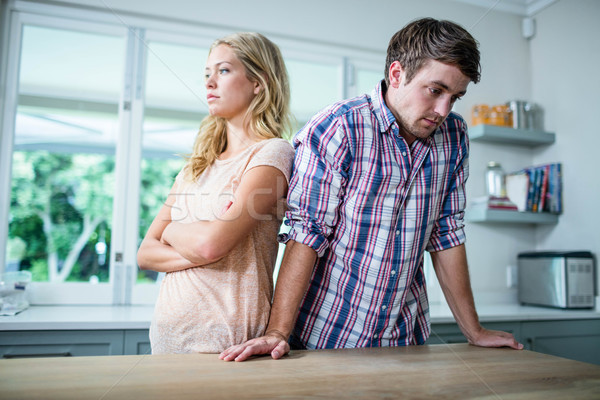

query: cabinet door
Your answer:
[521,319,600,365]
[124,329,151,355]
[427,323,467,344]
[0,330,124,358]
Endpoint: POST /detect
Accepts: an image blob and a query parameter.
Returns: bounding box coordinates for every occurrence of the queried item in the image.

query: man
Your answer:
[220,17,523,362]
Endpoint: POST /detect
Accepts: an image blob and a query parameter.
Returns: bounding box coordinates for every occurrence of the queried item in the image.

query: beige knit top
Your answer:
[150,138,295,354]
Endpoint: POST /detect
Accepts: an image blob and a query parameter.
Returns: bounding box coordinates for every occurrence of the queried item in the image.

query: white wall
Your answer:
[530,0,600,296]
[32,0,594,305]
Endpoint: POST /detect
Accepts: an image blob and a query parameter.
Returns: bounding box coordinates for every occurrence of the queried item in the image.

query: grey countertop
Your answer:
[1,303,599,331]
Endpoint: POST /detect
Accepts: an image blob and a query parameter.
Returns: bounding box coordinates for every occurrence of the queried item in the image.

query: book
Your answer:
[538,164,550,212]
[526,167,536,211]
[472,195,519,211]
[506,162,562,214]
[505,172,529,212]
[532,168,543,212]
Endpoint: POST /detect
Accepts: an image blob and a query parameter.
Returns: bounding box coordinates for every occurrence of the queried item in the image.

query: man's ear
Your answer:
[388,61,405,88]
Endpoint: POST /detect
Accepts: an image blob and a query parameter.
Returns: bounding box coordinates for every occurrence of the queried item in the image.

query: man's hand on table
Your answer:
[219,331,290,362]
[468,327,524,350]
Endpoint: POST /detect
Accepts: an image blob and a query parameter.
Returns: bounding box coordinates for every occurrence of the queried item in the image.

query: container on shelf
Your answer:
[507,100,528,129]
[0,270,31,316]
[471,104,490,126]
[485,161,505,197]
[506,100,542,130]
[472,104,512,127]
[489,105,512,127]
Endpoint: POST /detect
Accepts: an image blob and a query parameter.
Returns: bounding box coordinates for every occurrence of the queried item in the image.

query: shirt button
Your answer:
[381,305,387,310]
[395,230,400,236]
[402,151,407,156]
[373,333,378,338]
[391,270,396,276]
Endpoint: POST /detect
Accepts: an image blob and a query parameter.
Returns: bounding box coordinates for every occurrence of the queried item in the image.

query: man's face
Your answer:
[385,59,471,144]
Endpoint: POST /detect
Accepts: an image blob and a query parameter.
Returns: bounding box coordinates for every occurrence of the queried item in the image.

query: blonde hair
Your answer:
[185,32,292,180]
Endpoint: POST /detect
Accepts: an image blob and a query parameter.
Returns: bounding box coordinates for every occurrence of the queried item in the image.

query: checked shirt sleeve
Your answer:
[282,112,349,257]
[426,116,470,252]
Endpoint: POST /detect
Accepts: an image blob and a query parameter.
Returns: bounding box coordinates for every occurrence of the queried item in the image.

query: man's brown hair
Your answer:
[385,17,481,86]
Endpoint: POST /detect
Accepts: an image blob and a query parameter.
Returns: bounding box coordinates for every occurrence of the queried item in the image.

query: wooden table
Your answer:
[1,344,599,399]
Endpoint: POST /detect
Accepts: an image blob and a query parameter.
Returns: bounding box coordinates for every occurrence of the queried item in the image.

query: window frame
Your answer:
[1,9,132,305]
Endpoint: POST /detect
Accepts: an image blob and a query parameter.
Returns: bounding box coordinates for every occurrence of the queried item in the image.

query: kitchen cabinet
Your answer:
[521,319,600,366]
[427,319,600,365]
[0,329,149,358]
[0,330,124,358]
[466,124,559,225]
[124,329,151,355]
[2,320,598,364]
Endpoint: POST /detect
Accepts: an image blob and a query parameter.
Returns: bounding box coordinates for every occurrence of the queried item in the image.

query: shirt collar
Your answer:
[371,80,397,135]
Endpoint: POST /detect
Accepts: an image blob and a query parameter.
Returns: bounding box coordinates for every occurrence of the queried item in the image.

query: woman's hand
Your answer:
[137,182,199,272]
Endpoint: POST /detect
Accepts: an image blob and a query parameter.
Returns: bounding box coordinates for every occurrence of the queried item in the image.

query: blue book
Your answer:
[526,168,536,212]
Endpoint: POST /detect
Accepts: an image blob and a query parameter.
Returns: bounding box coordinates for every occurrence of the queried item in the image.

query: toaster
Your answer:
[517,251,596,309]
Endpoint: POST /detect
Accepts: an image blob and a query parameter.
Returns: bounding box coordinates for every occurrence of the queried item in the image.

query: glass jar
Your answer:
[471,104,490,126]
[485,161,505,197]
[487,105,512,127]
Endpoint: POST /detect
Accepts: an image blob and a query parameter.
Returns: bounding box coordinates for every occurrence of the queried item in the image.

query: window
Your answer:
[355,68,382,97]
[0,3,384,305]
[345,57,384,99]
[286,58,341,124]
[134,37,210,302]
[3,14,128,303]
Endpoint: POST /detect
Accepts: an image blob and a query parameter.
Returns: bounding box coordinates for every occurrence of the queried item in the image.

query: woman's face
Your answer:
[204,44,260,122]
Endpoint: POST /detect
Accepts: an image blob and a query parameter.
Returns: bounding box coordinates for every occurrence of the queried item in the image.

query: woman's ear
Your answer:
[253,81,262,95]
[254,73,268,95]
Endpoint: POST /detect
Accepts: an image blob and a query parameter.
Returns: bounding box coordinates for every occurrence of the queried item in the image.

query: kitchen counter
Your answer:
[1,304,599,331]
[0,305,154,331]
[1,344,599,399]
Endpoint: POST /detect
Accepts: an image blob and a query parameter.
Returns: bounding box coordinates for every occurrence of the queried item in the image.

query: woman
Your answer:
[137,32,295,354]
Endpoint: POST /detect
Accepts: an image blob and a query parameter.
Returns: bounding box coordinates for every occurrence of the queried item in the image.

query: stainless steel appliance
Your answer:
[506,100,542,130]
[517,251,596,309]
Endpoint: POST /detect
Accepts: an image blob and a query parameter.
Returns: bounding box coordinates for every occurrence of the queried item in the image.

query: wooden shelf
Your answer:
[465,207,559,224]
[469,124,555,147]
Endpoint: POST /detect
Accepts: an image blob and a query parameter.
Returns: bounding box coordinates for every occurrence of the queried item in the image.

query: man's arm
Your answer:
[220,108,348,362]
[219,240,317,361]
[430,244,523,349]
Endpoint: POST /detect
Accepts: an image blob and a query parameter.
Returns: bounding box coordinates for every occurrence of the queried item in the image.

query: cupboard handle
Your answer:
[3,352,72,359]
[526,337,534,349]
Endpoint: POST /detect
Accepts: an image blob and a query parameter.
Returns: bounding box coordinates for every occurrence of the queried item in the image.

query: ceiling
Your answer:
[450,0,558,16]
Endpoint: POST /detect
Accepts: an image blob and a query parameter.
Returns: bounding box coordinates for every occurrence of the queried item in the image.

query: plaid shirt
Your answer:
[281,81,469,349]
